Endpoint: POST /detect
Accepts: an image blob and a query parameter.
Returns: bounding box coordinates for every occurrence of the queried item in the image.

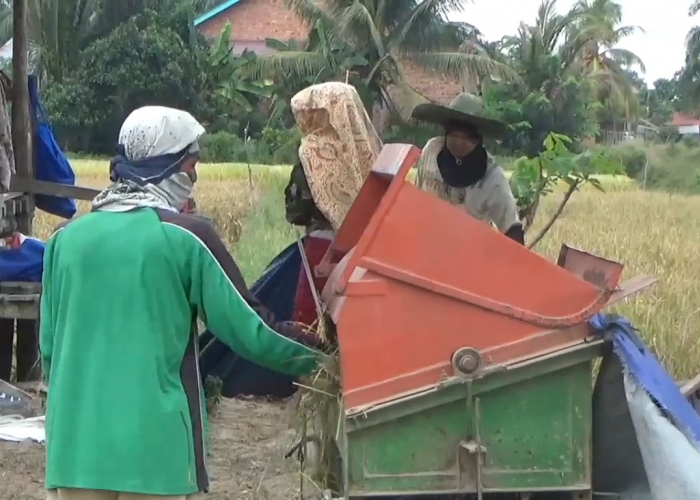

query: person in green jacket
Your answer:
[40,106,322,500]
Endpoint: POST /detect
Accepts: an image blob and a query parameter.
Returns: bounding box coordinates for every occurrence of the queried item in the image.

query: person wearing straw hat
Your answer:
[412,93,525,244]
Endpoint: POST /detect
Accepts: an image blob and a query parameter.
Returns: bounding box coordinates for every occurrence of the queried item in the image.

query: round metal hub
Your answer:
[451,347,483,376]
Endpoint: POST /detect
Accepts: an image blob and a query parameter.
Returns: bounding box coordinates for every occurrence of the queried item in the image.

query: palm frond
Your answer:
[245,51,329,82]
[390,0,471,54]
[384,81,430,121]
[690,0,700,16]
[284,0,335,29]
[603,47,645,72]
[336,1,385,55]
[413,52,522,86]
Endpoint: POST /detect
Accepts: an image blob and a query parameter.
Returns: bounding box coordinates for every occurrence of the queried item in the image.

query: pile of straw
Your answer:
[293,313,343,498]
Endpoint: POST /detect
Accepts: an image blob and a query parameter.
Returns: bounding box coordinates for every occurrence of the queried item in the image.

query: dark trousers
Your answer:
[0,318,39,382]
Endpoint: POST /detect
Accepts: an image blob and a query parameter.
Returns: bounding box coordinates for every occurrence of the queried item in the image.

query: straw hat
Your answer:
[412,92,506,138]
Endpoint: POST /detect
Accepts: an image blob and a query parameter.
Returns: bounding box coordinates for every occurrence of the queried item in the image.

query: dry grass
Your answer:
[35,159,700,379]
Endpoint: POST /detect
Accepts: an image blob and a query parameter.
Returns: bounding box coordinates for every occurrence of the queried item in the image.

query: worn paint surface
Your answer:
[341,354,594,496]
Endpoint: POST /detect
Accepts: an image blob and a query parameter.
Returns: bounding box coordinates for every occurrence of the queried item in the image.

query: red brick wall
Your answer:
[197,0,464,105]
[399,59,465,105]
[197,0,308,43]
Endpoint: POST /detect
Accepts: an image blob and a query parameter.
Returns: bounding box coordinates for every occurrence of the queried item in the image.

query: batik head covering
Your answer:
[291,82,382,231]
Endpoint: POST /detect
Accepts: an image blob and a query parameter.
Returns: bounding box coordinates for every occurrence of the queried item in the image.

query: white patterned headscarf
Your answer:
[119,106,205,162]
[93,106,205,213]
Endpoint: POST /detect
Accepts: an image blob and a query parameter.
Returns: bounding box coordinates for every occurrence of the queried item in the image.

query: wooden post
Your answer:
[10,0,39,382]
[12,0,32,235]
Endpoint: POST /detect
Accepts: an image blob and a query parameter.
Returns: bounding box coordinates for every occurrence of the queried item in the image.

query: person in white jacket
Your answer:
[412,93,524,245]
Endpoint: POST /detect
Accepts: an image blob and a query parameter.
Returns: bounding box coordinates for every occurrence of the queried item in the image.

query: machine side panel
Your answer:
[479,361,592,490]
[342,361,593,496]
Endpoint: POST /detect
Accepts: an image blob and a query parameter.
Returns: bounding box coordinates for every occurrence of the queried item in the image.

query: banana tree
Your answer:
[249,19,370,123]
[206,23,271,113]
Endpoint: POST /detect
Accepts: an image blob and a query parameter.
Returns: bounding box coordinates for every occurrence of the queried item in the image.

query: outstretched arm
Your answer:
[165,217,322,377]
[486,168,525,245]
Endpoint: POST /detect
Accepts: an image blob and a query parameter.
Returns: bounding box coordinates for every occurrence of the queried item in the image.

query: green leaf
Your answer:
[544,133,555,151]
[265,38,291,51]
[588,177,605,192]
[342,55,369,68]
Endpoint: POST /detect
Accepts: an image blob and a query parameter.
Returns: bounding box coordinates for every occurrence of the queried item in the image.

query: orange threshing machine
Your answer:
[311,144,657,499]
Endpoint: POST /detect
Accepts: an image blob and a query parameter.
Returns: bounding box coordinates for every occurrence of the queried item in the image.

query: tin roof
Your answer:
[670,112,700,127]
[194,0,243,26]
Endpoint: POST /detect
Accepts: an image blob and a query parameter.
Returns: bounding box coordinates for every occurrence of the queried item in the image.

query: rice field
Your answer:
[34,159,700,379]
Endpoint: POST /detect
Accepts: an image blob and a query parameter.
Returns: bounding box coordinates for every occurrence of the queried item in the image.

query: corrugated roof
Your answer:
[670,112,700,127]
[194,0,243,26]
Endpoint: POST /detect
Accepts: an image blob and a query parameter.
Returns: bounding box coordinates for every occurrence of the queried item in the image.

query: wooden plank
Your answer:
[11,176,101,201]
[0,283,41,320]
[681,373,700,397]
[0,282,41,294]
[0,298,39,319]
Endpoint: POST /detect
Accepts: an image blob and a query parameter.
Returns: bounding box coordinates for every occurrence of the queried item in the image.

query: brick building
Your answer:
[194,0,464,105]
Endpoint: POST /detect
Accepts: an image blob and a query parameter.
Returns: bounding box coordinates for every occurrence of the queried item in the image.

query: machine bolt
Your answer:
[451,347,483,376]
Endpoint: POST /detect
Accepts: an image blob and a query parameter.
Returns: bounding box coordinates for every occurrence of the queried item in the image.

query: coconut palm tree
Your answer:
[249,0,519,119]
[570,0,645,118]
[500,0,585,92]
[500,0,643,115]
[682,0,700,108]
[688,0,700,59]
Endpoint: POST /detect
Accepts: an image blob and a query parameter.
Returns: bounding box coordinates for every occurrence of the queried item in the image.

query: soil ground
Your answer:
[0,397,306,500]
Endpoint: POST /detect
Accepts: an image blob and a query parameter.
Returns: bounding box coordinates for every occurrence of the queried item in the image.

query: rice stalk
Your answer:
[293,313,342,498]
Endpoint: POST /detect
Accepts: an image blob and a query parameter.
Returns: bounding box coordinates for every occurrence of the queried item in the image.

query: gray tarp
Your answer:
[592,350,700,500]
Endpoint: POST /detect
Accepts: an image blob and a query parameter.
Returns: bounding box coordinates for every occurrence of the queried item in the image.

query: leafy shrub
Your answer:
[641,143,700,194]
[199,126,301,164]
[599,143,648,178]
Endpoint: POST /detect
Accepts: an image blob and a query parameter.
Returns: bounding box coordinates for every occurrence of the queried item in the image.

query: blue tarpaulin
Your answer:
[590,313,700,499]
[590,313,700,443]
[199,240,302,398]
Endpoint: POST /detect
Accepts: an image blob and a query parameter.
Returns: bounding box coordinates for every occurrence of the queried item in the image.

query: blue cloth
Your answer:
[109,148,195,187]
[0,236,44,282]
[590,313,700,444]
[198,240,303,398]
[28,75,78,219]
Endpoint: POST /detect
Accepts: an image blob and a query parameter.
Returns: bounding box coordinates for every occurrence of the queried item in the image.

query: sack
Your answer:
[198,240,302,398]
[0,233,44,282]
[28,75,78,219]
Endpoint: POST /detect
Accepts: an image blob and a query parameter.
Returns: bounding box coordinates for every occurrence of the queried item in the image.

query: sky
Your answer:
[447,0,696,85]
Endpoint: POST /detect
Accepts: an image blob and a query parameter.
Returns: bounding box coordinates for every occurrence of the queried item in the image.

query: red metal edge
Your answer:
[333,145,421,294]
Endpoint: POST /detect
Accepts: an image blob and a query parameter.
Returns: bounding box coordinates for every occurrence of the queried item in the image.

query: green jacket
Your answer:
[40,208,320,495]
